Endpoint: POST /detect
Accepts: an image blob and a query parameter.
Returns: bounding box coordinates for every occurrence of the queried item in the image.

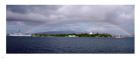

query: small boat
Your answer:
[115,35,122,38]
[7,24,31,36]
[8,33,31,36]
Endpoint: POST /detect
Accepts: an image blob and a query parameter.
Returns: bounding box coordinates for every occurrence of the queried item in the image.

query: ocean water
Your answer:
[7,36,134,53]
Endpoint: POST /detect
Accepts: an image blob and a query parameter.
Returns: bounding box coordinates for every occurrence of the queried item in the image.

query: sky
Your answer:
[6,5,134,35]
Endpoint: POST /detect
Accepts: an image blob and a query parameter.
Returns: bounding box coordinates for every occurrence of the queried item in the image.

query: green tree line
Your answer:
[32,33,112,37]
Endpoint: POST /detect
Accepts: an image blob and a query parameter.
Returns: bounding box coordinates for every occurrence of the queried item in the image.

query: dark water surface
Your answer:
[7,36,134,53]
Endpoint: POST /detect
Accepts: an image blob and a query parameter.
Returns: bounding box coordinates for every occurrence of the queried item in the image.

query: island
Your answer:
[31,33,112,38]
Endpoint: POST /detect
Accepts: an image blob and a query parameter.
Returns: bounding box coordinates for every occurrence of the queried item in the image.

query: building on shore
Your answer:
[68,35,77,37]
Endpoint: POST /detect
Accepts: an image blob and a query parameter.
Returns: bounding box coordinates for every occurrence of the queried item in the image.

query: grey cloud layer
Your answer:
[7,5,134,35]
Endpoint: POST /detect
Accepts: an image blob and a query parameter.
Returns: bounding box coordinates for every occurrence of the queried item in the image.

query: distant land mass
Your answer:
[32,31,113,38]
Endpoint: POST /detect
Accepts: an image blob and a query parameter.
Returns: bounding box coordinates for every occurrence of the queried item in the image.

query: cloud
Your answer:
[7,5,134,35]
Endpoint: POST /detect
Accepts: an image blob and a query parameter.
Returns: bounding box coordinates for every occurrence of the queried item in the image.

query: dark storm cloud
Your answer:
[7,5,28,14]
[7,5,62,23]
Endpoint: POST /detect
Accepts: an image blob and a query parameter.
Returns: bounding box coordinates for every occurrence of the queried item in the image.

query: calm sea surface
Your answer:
[7,36,134,53]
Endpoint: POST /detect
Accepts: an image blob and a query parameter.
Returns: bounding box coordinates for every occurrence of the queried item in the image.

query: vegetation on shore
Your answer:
[32,33,112,37]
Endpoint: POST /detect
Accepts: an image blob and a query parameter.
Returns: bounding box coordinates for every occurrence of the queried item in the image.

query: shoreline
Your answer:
[7,36,133,39]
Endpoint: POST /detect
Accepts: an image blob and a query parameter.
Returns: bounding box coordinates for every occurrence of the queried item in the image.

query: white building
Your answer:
[68,35,77,37]
[89,32,93,34]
